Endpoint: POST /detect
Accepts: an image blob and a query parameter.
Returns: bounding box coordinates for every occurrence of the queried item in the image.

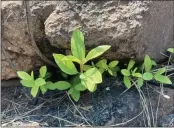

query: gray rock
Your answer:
[45,1,174,61]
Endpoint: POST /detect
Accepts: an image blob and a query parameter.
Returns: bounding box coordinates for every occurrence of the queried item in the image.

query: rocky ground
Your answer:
[1,77,174,127]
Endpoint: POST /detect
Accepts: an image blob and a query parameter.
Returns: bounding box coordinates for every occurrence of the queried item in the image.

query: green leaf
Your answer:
[144,55,152,72]
[80,68,102,92]
[71,76,86,91]
[40,85,47,94]
[132,67,137,74]
[98,67,105,74]
[167,48,174,53]
[155,68,166,75]
[109,67,118,77]
[17,71,33,80]
[45,81,55,90]
[127,60,135,70]
[123,76,132,89]
[108,69,113,76]
[20,80,34,87]
[151,60,157,66]
[31,86,39,97]
[137,78,144,88]
[154,75,172,84]
[80,68,102,83]
[53,81,71,90]
[39,66,47,78]
[75,83,86,91]
[83,65,92,71]
[71,29,85,61]
[31,71,34,79]
[121,69,130,76]
[35,78,46,87]
[66,55,81,64]
[81,80,97,92]
[132,73,142,78]
[142,72,153,80]
[108,60,119,68]
[70,89,80,102]
[53,54,78,75]
[85,45,111,62]
[96,59,108,69]
[68,88,74,95]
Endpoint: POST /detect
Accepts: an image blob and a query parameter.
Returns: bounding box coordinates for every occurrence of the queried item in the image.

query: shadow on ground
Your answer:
[1,78,174,127]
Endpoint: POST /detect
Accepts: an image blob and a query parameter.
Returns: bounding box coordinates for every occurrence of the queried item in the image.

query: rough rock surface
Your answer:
[45,1,174,61]
[1,1,174,80]
[1,1,57,80]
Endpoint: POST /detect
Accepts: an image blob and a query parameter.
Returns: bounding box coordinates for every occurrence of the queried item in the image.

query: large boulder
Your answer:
[1,1,174,80]
[1,1,57,80]
[45,1,174,61]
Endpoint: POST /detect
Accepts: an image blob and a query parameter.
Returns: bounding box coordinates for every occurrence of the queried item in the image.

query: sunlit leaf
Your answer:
[127,60,135,70]
[66,55,81,64]
[167,48,174,53]
[121,69,130,76]
[53,81,71,90]
[123,76,132,89]
[81,80,97,92]
[85,45,111,62]
[53,54,78,75]
[20,80,34,87]
[108,60,119,68]
[31,86,39,97]
[137,78,144,88]
[154,75,172,84]
[17,71,33,80]
[80,68,102,92]
[151,60,157,66]
[132,73,142,78]
[142,72,153,80]
[80,68,102,83]
[31,71,34,79]
[155,68,166,75]
[35,78,46,87]
[71,29,85,61]
[144,55,152,72]
[39,66,47,78]
[45,81,55,90]
[96,59,108,69]
[40,85,47,94]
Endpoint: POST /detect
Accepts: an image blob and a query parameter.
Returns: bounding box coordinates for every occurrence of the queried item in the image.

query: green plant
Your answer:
[17,66,73,97]
[167,47,174,54]
[53,29,116,101]
[17,66,50,97]
[17,28,173,102]
[95,59,119,76]
[121,55,172,89]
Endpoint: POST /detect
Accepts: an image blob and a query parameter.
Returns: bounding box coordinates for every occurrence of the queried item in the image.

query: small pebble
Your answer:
[106,87,110,91]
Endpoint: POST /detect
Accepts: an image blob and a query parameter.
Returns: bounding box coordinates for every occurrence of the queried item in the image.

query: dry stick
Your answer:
[66,92,91,126]
[23,1,57,68]
[146,84,155,126]
[131,79,151,126]
[111,109,144,126]
[2,101,46,127]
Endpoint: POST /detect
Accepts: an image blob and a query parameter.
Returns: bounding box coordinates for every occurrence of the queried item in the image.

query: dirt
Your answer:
[1,77,174,127]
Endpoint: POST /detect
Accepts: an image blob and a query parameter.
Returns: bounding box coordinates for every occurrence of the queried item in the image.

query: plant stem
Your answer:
[80,63,83,73]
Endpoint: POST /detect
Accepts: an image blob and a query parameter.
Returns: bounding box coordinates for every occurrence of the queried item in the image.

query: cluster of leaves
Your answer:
[17,29,173,102]
[17,29,118,101]
[121,54,173,89]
